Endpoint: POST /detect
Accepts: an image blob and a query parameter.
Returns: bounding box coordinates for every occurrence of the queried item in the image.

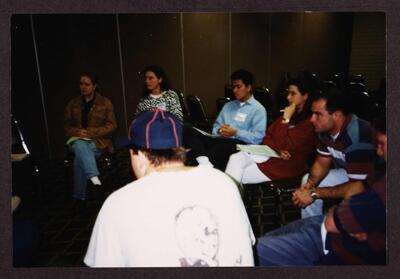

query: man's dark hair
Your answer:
[230,69,253,86]
[80,71,99,92]
[129,145,187,167]
[315,88,351,115]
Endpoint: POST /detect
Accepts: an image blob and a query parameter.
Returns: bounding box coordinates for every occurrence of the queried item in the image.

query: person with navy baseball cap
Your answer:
[120,109,186,178]
[84,109,255,267]
[126,109,183,150]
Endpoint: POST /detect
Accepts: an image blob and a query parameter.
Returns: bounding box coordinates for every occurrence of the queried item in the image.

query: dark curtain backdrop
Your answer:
[11,12,385,160]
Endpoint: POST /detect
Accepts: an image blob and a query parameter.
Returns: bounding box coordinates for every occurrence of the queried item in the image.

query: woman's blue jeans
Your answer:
[70,140,103,200]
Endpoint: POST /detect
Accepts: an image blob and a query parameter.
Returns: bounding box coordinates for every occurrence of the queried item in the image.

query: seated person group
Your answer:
[64,66,386,267]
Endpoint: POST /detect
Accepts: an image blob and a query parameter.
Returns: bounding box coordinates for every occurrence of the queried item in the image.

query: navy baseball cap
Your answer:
[120,109,182,149]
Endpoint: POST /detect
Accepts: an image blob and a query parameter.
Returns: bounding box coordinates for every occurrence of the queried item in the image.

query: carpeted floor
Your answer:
[13,148,133,267]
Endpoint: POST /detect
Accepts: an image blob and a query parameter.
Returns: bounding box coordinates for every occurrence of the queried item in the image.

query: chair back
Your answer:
[346,75,379,121]
[322,80,337,90]
[328,73,344,90]
[253,87,277,123]
[216,97,231,113]
[11,114,41,200]
[176,91,190,120]
[186,95,211,131]
[224,84,234,100]
[253,87,272,109]
[12,114,30,155]
[347,87,376,121]
[186,95,208,123]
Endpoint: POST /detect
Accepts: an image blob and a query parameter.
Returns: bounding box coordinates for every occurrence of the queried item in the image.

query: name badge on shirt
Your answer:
[234,112,247,122]
[157,103,167,111]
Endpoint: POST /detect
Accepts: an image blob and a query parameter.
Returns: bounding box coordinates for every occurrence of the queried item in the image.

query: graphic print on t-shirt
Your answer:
[174,205,220,267]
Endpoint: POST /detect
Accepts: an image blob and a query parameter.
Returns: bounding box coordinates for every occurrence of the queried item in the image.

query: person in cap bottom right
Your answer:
[84,109,255,267]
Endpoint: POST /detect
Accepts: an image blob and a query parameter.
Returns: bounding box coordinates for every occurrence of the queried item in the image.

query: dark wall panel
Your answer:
[350,13,385,90]
[33,14,124,158]
[269,13,305,95]
[269,13,353,96]
[12,13,383,161]
[302,12,353,79]
[183,13,229,116]
[119,13,182,121]
[11,15,48,159]
[231,13,270,88]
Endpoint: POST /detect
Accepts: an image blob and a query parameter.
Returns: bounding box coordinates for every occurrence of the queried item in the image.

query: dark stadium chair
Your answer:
[216,97,231,113]
[186,95,212,132]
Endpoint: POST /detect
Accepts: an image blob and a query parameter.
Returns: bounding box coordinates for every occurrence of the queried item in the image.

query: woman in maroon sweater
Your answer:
[225,78,317,185]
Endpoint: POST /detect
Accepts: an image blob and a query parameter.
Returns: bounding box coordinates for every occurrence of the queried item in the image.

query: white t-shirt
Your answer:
[84,166,255,267]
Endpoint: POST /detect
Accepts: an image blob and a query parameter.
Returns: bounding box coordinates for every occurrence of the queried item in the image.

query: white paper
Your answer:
[192,127,220,138]
[236,144,280,158]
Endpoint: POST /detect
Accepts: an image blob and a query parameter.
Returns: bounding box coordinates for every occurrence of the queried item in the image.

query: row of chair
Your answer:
[176,86,279,132]
[177,93,213,131]
[281,72,386,121]
[177,72,385,133]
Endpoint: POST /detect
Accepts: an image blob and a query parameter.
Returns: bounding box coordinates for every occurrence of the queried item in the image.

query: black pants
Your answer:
[184,127,245,171]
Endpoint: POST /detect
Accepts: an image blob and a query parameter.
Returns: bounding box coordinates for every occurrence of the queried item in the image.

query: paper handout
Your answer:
[236,144,280,158]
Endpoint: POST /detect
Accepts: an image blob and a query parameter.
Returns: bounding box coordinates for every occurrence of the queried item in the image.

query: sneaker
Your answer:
[90,176,102,186]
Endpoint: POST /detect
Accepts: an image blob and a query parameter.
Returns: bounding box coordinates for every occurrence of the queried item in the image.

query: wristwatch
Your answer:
[310,190,318,200]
